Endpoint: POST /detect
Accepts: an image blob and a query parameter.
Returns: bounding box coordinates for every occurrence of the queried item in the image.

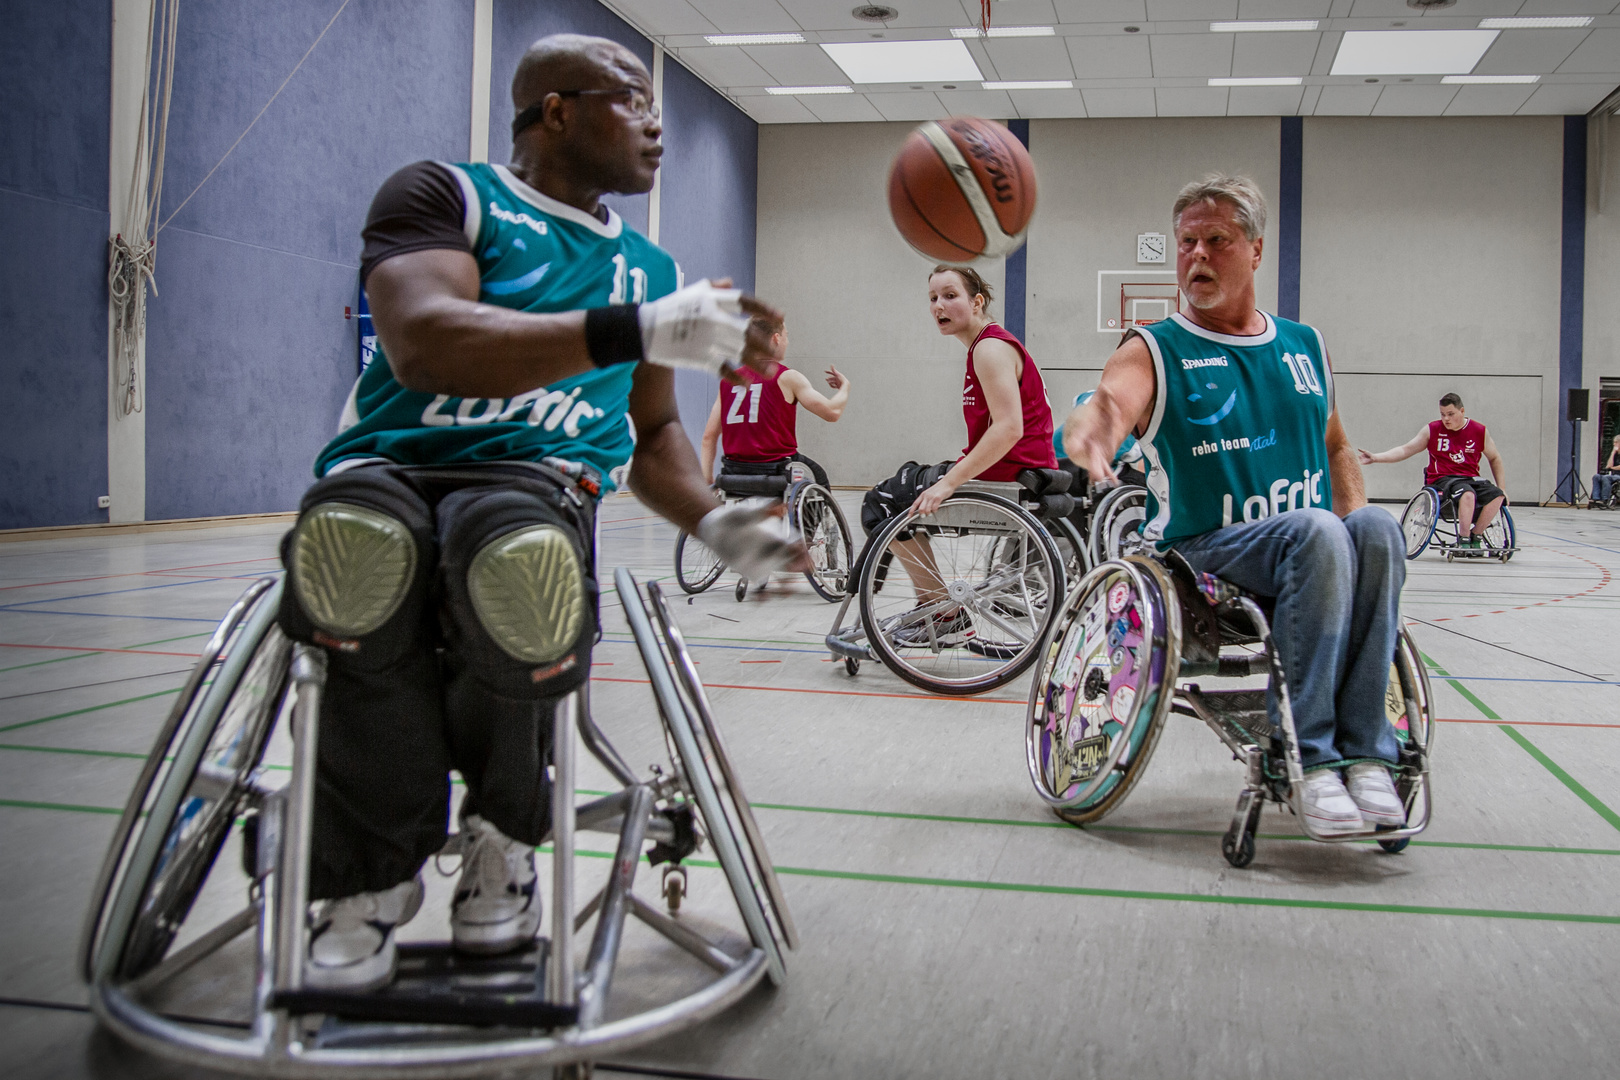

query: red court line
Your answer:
[0,642,203,659]
[1435,717,1620,730]
[598,514,663,525]
[592,676,1024,705]
[739,659,782,664]
[1428,547,1611,623]
[0,556,281,594]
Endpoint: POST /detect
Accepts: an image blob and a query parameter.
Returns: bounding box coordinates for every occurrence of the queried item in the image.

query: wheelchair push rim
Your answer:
[1026,558,1179,817]
[1088,485,1150,566]
[791,480,852,602]
[1400,489,1439,560]
[674,529,726,593]
[859,491,1066,696]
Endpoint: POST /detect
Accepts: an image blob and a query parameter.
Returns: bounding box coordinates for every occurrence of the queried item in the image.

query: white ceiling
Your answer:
[596,0,1620,119]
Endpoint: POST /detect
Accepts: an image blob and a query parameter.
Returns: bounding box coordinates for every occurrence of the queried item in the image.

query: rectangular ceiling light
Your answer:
[821,39,984,83]
[1478,17,1592,29]
[1331,30,1499,75]
[765,85,853,95]
[951,26,1055,38]
[1209,20,1318,32]
[983,80,1073,89]
[1442,74,1539,83]
[1209,76,1302,86]
[704,32,806,45]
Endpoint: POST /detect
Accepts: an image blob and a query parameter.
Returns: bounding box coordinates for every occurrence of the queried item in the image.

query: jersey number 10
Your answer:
[1280,352,1323,396]
[726,382,762,424]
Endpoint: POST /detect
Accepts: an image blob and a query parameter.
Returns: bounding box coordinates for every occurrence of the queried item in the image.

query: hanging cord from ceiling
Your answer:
[981,0,993,35]
[108,0,178,420]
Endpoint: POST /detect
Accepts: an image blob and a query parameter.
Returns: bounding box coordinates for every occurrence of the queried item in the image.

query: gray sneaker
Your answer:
[1345,762,1406,826]
[306,876,424,991]
[891,607,974,648]
[451,815,541,955]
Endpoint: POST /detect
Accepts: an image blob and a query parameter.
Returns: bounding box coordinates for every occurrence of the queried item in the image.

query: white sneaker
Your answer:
[1300,770,1365,836]
[306,876,423,991]
[1345,762,1407,827]
[451,815,541,955]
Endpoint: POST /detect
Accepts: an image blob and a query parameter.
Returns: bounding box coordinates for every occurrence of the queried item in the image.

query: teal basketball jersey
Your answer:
[1132,312,1335,548]
[316,163,680,493]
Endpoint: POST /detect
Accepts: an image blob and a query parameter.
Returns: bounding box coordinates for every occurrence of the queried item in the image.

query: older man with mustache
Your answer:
[1062,175,1407,836]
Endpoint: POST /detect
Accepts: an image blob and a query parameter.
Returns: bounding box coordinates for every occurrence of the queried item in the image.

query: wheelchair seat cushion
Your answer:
[717,473,790,498]
[1015,467,1074,497]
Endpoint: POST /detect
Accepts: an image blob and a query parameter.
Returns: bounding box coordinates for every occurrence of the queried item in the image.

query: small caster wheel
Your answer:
[844,657,860,676]
[735,578,748,602]
[1222,830,1256,868]
[1377,837,1410,854]
[662,865,687,913]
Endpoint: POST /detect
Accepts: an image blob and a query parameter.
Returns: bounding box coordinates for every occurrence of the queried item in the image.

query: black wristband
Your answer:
[584,305,644,368]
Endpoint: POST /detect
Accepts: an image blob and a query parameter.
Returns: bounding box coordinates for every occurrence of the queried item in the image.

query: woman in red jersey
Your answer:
[860,265,1057,643]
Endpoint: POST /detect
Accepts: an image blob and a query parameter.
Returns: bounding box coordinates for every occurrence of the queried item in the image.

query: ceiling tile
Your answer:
[1007,87,1089,116]
[1232,31,1320,76]
[684,0,799,33]
[1081,87,1160,114]
[983,38,1078,80]
[1297,84,1322,112]
[777,0,970,30]
[1517,81,1616,112]
[1515,0,1618,14]
[1313,84,1382,113]
[1310,31,1341,75]
[1347,0,1520,14]
[933,88,1018,116]
[1369,84,1459,114]
[1443,84,1539,114]
[671,46,775,88]
[1068,34,1154,77]
[1146,0,1239,19]
[1156,86,1231,114]
[971,0,1061,24]
[1053,0,1149,23]
[1236,0,1332,16]
[801,92,888,121]
[743,42,850,83]
[1227,84,1305,112]
[1150,33,1235,77]
[1474,29,1590,75]
[737,95,821,122]
[1558,28,1620,73]
[868,90,951,120]
[603,0,716,36]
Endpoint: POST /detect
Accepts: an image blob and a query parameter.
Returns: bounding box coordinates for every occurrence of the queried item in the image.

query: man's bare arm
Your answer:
[1358,426,1429,466]
[626,366,722,534]
[1482,431,1507,496]
[1326,408,1366,517]
[1062,335,1156,483]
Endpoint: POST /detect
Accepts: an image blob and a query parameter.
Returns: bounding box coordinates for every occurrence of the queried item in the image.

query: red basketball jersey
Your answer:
[719,364,798,462]
[1424,418,1487,486]
[962,324,1057,482]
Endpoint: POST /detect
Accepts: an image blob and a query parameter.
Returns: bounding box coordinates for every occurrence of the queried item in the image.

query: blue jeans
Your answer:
[1594,473,1616,503]
[1171,507,1404,770]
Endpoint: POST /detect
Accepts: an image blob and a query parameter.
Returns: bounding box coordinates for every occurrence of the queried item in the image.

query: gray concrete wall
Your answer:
[1585,115,1620,474]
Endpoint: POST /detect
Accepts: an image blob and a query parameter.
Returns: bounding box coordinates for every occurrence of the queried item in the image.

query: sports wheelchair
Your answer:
[81,565,795,1078]
[1026,554,1434,867]
[675,460,852,602]
[1400,484,1516,562]
[825,468,1085,696]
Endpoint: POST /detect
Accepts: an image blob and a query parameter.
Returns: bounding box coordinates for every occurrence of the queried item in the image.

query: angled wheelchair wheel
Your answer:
[792,481,853,602]
[82,578,288,984]
[1027,558,1179,824]
[1483,506,1516,561]
[859,492,1064,696]
[1400,489,1439,559]
[1385,625,1435,836]
[1088,485,1150,566]
[674,529,725,594]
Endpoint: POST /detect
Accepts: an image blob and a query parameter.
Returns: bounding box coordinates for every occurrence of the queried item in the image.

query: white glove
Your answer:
[697,499,802,582]
[638,280,751,374]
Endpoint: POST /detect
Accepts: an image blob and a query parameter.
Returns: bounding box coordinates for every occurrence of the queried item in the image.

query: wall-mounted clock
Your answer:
[1137,232,1166,264]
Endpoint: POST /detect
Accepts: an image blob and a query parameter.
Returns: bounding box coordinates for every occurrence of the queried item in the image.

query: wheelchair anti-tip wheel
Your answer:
[674,529,725,593]
[792,480,853,602]
[1088,485,1150,566]
[858,491,1065,696]
[1026,558,1179,824]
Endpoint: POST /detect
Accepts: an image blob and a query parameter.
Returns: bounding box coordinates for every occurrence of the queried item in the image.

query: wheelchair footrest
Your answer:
[1181,687,1273,741]
[825,632,871,661]
[275,940,578,1031]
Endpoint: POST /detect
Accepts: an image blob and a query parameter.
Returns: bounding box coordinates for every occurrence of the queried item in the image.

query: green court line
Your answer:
[1423,652,1620,834]
[0,797,120,815]
[0,632,210,674]
[0,742,146,761]
[0,687,184,734]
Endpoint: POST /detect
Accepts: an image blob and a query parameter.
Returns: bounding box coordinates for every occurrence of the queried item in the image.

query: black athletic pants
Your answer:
[278,463,596,900]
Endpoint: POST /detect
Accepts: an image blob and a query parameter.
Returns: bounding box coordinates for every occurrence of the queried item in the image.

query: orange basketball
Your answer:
[887,117,1037,262]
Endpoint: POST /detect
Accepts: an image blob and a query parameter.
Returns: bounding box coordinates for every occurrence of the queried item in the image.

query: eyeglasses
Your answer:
[511,87,660,137]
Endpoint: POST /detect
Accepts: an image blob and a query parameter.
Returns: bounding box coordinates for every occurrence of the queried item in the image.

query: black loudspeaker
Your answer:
[1568,388,1591,422]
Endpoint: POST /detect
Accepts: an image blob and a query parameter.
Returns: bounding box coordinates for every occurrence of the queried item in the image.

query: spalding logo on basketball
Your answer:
[886,116,1037,262]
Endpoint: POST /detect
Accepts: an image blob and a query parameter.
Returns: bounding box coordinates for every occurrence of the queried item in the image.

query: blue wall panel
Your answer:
[0,0,110,528]
[489,0,652,233]
[145,0,473,518]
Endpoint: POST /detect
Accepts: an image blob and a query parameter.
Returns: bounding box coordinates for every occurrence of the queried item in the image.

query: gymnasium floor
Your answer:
[4,494,1620,1079]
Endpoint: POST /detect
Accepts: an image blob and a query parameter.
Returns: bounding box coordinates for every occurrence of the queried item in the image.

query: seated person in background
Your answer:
[1592,433,1620,507]
[1358,392,1507,552]
[1065,174,1406,836]
[280,33,802,992]
[699,316,850,489]
[862,265,1056,645]
[1057,389,1147,488]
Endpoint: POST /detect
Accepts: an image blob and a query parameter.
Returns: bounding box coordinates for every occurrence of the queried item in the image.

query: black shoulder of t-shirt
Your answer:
[359,161,470,285]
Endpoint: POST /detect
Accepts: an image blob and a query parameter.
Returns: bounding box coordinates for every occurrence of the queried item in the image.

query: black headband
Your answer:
[511,103,546,138]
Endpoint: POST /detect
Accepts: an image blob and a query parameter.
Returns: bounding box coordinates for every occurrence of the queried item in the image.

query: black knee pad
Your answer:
[438,479,598,699]
[279,466,436,670]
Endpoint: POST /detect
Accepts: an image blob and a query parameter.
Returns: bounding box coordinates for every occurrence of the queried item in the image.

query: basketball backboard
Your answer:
[1096,270,1182,333]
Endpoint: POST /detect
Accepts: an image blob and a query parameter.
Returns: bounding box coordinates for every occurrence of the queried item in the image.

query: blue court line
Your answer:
[0,609,220,624]
[1424,675,1620,686]
[1,576,227,608]
[1518,529,1620,557]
